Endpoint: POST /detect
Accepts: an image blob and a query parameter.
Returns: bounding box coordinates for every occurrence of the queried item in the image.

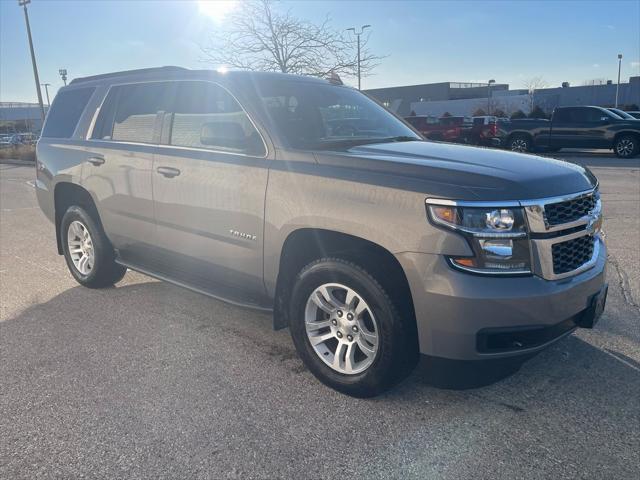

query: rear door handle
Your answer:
[156,166,181,178]
[87,156,105,166]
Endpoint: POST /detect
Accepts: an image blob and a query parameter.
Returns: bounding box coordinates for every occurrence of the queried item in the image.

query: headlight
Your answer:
[427,202,531,275]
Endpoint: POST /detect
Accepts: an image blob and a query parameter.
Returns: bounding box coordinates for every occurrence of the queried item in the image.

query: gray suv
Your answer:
[35,67,607,397]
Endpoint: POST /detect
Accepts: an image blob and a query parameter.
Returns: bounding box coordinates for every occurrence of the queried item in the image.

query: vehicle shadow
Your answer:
[3,280,639,478]
[2,280,637,402]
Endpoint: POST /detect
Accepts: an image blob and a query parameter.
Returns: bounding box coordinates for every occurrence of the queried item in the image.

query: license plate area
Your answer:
[577,283,608,328]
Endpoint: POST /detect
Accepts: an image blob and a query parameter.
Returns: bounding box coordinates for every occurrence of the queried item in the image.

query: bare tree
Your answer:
[199,0,381,80]
[523,76,548,91]
[523,76,548,112]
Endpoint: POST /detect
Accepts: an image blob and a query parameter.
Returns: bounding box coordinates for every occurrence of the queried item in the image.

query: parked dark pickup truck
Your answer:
[499,106,640,158]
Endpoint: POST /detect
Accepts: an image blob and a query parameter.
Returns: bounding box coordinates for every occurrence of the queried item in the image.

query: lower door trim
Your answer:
[116,259,274,313]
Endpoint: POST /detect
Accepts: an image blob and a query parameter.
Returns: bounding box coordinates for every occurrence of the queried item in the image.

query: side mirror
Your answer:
[600,116,610,123]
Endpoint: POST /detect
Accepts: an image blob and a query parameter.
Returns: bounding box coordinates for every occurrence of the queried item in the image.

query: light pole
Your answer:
[18,0,45,124]
[347,24,371,90]
[41,83,51,107]
[487,79,495,115]
[59,68,68,86]
[615,53,623,108]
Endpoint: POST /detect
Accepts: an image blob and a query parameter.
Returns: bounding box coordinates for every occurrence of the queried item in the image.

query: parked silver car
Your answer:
[35,67,607,396]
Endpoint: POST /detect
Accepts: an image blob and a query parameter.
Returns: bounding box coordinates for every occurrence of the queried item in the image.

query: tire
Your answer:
[508,134,531,153]
[289,258,418,397]
[614,135,639,158]
[60,205,126,288]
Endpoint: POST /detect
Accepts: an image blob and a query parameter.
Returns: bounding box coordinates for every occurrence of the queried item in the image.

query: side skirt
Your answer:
[115,259,274,314]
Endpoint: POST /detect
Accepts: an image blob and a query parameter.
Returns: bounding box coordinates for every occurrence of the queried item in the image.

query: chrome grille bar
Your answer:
[523,187,602,280]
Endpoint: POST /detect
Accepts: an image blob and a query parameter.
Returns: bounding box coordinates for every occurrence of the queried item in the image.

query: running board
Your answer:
[115,259,274,313]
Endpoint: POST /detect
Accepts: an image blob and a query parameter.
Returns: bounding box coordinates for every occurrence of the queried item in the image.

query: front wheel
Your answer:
[614,135,639,158]
[61,206,126,288]
[508,135,532,153]
[289,258,418,397]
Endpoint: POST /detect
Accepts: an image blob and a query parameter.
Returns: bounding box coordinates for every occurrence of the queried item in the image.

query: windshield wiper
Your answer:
[382,136,421,142]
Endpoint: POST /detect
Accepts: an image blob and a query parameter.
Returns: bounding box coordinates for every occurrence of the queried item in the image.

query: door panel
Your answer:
[152,148,269,303]
[81,142,156,257]
[81,81,173,258]
[150,80,270,304]
[550,108,609,148]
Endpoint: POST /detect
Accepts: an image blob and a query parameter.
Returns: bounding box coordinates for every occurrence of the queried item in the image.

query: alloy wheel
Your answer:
[67,220,95,275]
[616,139,635,157]
[304,283,379,375]
[511,138,528,152]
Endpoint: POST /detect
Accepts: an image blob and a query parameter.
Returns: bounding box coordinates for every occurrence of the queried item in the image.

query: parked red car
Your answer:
[405,115,472,143]
[471,116,503,146]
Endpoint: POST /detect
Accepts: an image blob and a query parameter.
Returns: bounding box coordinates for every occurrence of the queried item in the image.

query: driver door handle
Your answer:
[156,166,181,178]
[87,156,105,166]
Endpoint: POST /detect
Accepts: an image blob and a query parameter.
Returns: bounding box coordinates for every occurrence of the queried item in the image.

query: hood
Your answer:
[314,141,597,201]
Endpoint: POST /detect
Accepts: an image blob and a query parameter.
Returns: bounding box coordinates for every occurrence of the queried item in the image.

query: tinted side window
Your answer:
[42,87,95,138]
[553,108,573,123]
[92,82,171,143]
[169,81,265,156]
[578,108,605,122]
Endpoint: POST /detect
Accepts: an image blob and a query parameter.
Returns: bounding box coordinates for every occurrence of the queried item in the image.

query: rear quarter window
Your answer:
[91,82,172,143]
[41,87,95,138]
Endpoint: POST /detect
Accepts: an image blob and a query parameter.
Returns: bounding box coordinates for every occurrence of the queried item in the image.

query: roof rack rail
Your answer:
[69,66,189,85]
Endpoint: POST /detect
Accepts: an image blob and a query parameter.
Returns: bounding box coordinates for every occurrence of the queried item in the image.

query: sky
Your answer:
[2,0,639,103]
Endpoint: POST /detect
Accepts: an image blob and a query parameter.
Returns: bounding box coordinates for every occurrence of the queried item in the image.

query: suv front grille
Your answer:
[552,235,595,275]
[544,193,596,226]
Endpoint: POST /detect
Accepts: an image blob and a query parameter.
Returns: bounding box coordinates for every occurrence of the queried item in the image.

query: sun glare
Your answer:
[198,0,237,22]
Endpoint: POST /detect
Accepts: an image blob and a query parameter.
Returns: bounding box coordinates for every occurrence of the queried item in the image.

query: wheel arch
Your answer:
[53,182,102,255]
[613,130,640,143]
[273,228,417,339]
[506,130,533,145]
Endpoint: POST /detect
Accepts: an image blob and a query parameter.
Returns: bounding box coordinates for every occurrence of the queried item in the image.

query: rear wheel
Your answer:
[289,258,418,397]
[614,135,639,158]
[508,134,531,153]
[61,206,126,288]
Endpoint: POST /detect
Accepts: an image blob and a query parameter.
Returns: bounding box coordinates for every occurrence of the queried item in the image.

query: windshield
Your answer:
[258,80,420,149]
[608,108,635,120]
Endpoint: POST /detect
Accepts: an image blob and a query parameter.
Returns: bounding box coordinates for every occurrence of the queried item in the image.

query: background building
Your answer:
[0,102,48,135]
[365,76,640,117]
[364,82,509,116]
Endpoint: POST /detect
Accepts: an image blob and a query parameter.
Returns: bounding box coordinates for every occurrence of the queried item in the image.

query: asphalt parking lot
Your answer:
[1,152,639,479]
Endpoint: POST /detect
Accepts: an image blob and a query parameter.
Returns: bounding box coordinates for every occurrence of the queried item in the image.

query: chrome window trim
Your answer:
[84,78,269,159]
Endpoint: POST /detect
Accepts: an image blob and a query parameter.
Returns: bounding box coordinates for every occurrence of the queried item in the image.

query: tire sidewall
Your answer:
[61,206,112,286]
[289,259,408,397]
[615,136,638,158]
[509,135,530,152]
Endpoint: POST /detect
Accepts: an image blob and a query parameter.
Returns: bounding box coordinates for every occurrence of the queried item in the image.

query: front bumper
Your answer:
[396,236,606,360]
